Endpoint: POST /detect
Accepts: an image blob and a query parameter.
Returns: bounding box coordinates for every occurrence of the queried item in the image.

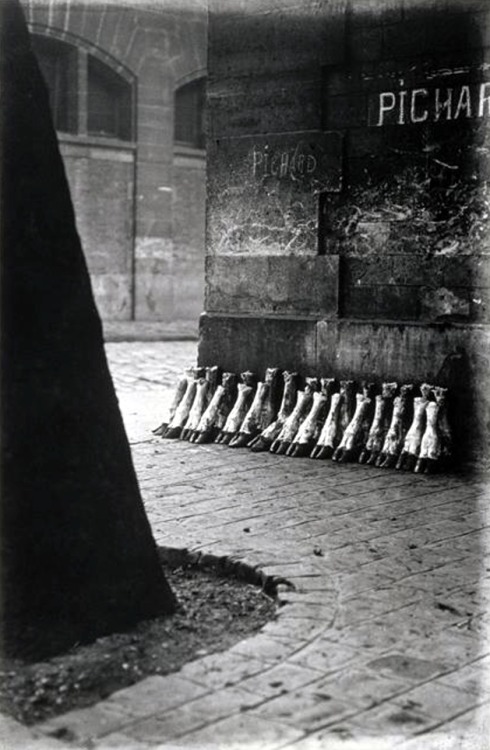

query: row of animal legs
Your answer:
[153,367,452,474]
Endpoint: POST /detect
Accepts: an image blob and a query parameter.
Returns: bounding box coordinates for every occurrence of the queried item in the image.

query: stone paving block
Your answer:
[337,700,437,739]
[365,653,453,682]
[103,687,264,746]
[395,704,489,750]
[275,601,337,621]
[178,652,266,689]
[238,662,323,698]
[227,634,298,663]
[307,666,412,710]
[261,617,327,641]
[107,712,204,744]
[252,688,355,733]
[287,641,360,674]
[37,702,130,743]
[435,663,490,696]
[391,681,485,723]
[0,713,66,749]
[154,713,305,749]
[406,629,483,668]
[333,596,416,630]
[105,675,209,718]
[334,570,398,599]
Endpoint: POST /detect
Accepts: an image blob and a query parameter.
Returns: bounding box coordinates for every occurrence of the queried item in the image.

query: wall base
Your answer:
[198,312,490,463]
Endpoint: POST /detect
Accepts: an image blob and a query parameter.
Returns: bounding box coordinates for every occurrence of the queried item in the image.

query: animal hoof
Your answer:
[234,433,254,448]
[164,426,182,440]
[424,459,437,474]
[275,441,290,456]
[152,422,168,436]
[250,437,271,453]
[292,443,311,458]
[395,452,406,470]
[358,450,369,464]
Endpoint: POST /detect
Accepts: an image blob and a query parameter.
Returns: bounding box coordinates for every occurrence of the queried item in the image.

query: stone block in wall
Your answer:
[208,70,323,137]
[340,255,489,322]
[342,254,487,288]
[207,130,343,255]
[198,313,318,375]
[341,284,420,320]
[209,4,346,80]
[205,255,338,317]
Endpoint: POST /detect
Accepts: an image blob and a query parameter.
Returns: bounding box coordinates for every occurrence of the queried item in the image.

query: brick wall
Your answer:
[200,0,490,460]
[23,0,207,322]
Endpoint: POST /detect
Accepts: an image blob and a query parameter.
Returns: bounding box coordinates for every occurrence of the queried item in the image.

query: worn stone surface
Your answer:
[207,131,343,257]
[205,255,338,316]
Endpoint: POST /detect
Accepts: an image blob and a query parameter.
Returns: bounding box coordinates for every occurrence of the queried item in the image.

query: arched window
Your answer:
[31,33,134,141]
[174,77,206,149]
[31,35,76,133]
[88,56,132,140]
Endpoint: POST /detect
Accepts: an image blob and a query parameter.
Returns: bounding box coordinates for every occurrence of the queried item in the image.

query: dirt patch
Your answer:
[0,559,277,726]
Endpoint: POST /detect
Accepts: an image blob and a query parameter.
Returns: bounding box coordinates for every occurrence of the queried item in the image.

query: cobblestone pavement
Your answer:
[15,343,490,749]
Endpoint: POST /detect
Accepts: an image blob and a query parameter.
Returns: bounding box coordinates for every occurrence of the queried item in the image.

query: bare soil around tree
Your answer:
[0,558,277,726]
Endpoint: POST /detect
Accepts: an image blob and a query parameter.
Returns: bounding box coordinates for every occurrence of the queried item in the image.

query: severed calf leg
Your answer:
[288,387,328,457]
[359,382,398,465]
[194,372,238,444]
[164,367,205,439]
[270,383,315,456]
[216,371,256,445]
[332,383,375,463]
[309,378,338,458]
[377,384,415,469]
[181,377,209,440]
[230,368,282,448]
[249,371,298,452]
[313,380,355,460]
[415,387,452,474]
[189,366,221,442]
[152,369,190,436]
[396,383,433,471]
[229,380,270,448]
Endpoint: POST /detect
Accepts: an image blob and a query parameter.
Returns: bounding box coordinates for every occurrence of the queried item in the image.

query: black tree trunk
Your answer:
[0,0,175,661]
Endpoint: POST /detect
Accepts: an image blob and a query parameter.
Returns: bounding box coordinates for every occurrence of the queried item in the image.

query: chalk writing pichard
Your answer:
[376,82,490,126]
[251,143,318,180]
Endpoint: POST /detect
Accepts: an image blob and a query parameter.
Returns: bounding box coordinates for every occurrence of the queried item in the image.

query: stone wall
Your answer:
[200,0,490,461]
[23,0,206,322]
